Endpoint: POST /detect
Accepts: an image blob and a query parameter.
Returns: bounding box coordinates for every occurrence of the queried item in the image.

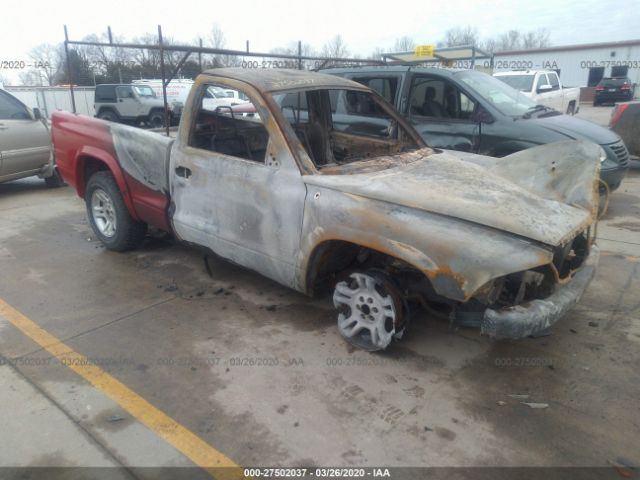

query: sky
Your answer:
[1,0,638,84]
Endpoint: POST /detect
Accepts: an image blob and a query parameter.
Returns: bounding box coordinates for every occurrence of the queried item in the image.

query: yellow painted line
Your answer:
[0,298,245,480]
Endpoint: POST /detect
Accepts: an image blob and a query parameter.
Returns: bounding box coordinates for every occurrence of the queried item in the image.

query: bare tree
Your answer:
[209,24,226,49]
[321,35,349,59]
[207,23,231,67]
[482,37,498,54]
[0,73,10,87]
[18,70,43,86]
[442,26,480,47]
[521,28,551,49]
[27,43,61,86]
[132,33,161,71]
[270,41,315,58]
[496,30,521,51]
[393,36,415,52]
[368,47,387,61]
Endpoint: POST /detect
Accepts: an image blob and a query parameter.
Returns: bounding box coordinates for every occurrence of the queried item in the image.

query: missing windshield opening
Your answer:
[274,88,420,169]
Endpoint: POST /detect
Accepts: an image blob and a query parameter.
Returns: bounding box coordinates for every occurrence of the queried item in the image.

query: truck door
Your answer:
[170,81,307,288]
[547,72,563,111]
[0,90,50,179]
[533,73,556,109]
[406,75,479,152]
[115,86,141,119]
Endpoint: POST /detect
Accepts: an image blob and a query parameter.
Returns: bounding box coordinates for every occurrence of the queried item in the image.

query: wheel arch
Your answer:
[96,106,120,119]
[74,148,140,221]
[301,237,446,298]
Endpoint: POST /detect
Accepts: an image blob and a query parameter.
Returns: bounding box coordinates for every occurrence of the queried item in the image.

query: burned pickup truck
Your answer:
[52,68,601,351]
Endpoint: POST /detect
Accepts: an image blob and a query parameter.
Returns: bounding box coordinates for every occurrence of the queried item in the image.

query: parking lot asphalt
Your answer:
[575,103,614,127]
[1,149,639,476]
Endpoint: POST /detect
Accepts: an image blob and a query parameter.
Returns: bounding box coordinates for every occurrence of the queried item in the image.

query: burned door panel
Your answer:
[170,79,307,288]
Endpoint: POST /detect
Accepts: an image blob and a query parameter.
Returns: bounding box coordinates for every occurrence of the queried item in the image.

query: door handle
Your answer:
[175,166,192,178]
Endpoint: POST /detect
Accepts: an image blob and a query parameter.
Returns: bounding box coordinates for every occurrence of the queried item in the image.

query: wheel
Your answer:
[566,103,575,115]
[332,271,405,351]
[85,171,147,251]
[44,167,65,188]
[148,111,164,129]
[98,110,119,122]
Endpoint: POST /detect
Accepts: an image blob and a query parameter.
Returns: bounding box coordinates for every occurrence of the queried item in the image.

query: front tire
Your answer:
[85,171,147,251]
[333,271,405,351]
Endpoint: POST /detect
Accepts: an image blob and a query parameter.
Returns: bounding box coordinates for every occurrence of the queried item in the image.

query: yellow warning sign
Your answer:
[414,45,435,57]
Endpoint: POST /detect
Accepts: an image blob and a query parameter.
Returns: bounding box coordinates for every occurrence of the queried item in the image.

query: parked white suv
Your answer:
[493,70,581,115]
[94,84,171,128]
[0,89,63,186]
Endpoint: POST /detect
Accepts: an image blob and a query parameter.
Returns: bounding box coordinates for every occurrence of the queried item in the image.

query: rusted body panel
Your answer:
[202,68,366,94]
[294,184,556,300]
[53,68,603,342]
[483,246,599,338]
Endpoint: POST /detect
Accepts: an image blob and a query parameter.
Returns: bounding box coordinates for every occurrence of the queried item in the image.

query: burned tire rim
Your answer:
[333,272,402,351]
[91,188,117,238]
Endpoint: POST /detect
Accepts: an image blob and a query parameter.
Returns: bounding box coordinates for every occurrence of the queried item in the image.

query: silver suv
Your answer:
[0,89,63,187]
[94,84,169,128]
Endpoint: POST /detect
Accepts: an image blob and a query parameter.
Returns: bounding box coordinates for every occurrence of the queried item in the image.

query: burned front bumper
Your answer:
[481,246,600,339]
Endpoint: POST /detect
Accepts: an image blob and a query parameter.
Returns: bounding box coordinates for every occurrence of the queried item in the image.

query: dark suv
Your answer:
[594,77,636,106]
[323,66,629,191]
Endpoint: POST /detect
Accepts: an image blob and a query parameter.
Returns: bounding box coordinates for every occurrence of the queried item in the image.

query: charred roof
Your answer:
[201,68,367,93]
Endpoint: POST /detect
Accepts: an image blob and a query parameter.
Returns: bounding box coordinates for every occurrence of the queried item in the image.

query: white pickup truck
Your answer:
[493,70,581,115]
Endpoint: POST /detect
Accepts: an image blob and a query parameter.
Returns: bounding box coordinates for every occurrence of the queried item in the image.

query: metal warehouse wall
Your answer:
[5,86,95,118]
[493,44,640,87]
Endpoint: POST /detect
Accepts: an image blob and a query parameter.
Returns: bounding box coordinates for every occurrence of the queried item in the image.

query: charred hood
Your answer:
[303,141,600,247]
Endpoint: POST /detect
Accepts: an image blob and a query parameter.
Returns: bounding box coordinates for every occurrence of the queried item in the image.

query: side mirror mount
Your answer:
[33,108,42,120]
[537,84,552,93]
[473,107,494,124]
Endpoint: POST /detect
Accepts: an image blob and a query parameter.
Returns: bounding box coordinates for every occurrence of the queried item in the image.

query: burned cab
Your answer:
[53,69,601,351]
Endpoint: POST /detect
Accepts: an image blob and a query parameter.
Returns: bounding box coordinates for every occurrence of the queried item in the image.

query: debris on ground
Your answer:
[107,415,125,423]
[521,402,549,409]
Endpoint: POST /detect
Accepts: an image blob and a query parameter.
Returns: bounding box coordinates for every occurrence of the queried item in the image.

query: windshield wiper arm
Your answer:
[522,104,552,119]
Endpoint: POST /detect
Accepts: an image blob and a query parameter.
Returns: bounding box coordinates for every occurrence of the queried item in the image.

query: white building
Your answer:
[492,39,640,88]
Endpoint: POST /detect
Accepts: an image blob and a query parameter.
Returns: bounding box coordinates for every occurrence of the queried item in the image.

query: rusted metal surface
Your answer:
[72,68,603,341]
[203,68,368,93]
[482,246,599,338]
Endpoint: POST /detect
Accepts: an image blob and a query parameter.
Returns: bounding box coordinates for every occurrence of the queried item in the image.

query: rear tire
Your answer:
[85,171,147,252]
[566,102,575,115]
[44,168,65,188]
[148,110,165,129]
[98,109,119,122]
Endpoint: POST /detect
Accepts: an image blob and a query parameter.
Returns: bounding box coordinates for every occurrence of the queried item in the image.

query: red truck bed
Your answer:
[52,112,172,232]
